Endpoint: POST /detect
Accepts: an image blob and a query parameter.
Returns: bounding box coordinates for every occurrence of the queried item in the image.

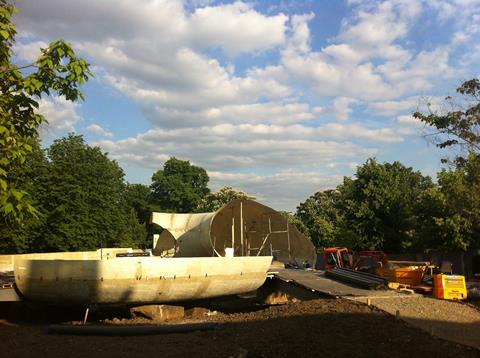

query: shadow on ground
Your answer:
[0,298,478,358]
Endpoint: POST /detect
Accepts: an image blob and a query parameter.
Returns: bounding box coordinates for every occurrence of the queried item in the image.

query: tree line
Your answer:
[0,134,253,253]
[3,75,477,255]
[293,78,480,253]
[294,153,479,253]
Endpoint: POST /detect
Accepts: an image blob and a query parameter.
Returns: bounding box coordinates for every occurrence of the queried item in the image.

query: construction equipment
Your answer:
[354,251,388,271]
[322,247,433,285]
[433,274,467,300]
[322,247,387,271]
[375,263,428,286]
[322,247,353,270]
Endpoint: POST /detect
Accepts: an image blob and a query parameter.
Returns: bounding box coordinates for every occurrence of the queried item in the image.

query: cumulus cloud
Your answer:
[96,123,383,173]
[188,1,288,56]
[38,97,82,139]
[208,170,344,210]
[330,97,359,121]
[86,124,113,138]
[13,40,48,62]
[368,97,419,116]
[12,0,480,209]
[280,0,462,101]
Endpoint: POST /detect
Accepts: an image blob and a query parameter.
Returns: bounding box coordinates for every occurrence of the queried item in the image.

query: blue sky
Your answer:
[13,0,480,210]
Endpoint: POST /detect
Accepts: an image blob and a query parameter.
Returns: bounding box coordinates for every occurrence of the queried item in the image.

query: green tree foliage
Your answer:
[116,208,148,249]
[0,140,46,252]
[150,157,210,213]
[280,211,310,240]
[417,152,480,251]
[0,135,151,253]
[296,190,342,248]
[339,159,433,252]
[123,183,160,224]
[413,78,480,251]
[296,159,435,252]
[29,134,128,251]
[199,185,255,212]
[0,1,92,220]
[413,78,479,161]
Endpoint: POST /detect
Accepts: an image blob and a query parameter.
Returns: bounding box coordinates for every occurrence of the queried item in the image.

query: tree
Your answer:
[116,208,149,249]
[0,1,92,220]
[28,134,130,252]
[424,152,480,251]
[150,157,210,213]
[123,183,160,223]
[413,78,479,162]
[280,211,310,240]
[339,159,433,252]
[296,190,343,249]
[0,140,47,253]
[199,185,255,212]
[414,79,480,251]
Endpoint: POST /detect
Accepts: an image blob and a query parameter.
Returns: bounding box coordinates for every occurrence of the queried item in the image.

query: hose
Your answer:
[45,322,218,336]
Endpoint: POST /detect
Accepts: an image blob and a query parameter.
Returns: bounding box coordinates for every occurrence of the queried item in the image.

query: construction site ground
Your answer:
[274,268,480,350]
[274,268,408,297]
[1,295,479,358]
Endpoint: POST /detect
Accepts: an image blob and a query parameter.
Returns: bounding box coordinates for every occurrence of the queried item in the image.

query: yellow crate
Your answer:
[433,274,467,300]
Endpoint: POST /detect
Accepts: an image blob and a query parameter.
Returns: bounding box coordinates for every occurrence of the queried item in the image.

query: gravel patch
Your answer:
[362,296,480,349]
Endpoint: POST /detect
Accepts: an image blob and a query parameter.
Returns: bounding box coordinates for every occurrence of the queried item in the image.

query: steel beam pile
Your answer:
[325,268,387,290]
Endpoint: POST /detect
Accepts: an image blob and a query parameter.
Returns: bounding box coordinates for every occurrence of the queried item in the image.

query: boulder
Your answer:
[184,307,210,318]
[131,304,184,320]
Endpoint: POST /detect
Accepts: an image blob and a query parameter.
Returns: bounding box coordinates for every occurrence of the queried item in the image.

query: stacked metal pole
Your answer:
[325,267,387,290]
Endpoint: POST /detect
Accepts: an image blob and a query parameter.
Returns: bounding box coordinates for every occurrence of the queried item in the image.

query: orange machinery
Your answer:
[322,247,428,286]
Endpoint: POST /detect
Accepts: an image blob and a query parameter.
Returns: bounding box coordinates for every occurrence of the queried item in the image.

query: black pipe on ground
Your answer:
[45,322,218,336]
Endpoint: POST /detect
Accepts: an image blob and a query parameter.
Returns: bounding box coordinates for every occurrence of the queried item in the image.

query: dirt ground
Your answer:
[1,298,479,358]
[352,295,480,349]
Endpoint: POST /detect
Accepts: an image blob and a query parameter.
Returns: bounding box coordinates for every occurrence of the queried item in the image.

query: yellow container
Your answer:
[375,265,426,286]
[433,274,467,300]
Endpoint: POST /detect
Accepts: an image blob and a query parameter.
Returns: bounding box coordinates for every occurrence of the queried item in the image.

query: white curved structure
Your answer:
[151,199,316,267]
[14,254,272,304]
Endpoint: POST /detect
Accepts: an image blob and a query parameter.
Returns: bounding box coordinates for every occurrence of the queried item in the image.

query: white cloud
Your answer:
[142,101,317,128]
[368,97,419,116]
[13,40,48,62]
[188,1,288,56]
[396,114,426,135]
[86,124,113,138]
[288,13,315,54]
[330,97,359,121]
[96,123,383,174]
[338,0,421,53]
[208,170,343,210]
[15,1,293,131]
[280,1,461,101]
[38,97,82,139]
[12,0,480,210]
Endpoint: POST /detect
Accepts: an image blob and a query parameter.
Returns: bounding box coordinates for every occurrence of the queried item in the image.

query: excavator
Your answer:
[322,247,388,271]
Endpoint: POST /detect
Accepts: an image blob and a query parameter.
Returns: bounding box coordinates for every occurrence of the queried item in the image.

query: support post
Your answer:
[83,306,90,325]
[240,201,244,256]
[231,216,235,250]
[287,222,291,260]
